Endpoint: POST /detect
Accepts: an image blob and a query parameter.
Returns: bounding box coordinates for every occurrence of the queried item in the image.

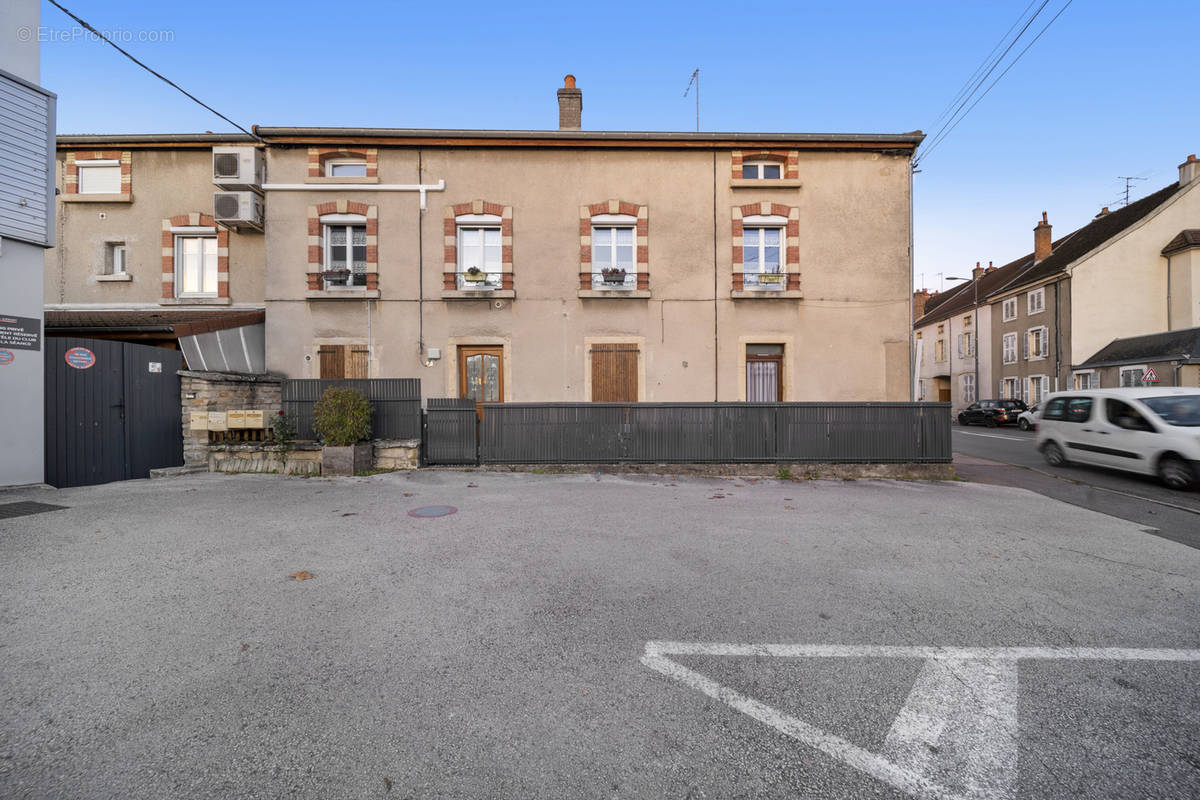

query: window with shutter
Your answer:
[590,344,639,402]
[318,345,345,379]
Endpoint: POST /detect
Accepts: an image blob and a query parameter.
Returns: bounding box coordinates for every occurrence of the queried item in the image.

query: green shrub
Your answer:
[312,387,372,446]
[273,410,297,451]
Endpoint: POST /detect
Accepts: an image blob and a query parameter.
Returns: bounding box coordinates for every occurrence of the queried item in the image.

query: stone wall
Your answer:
[207,439,420,476]
[180,370,283,467]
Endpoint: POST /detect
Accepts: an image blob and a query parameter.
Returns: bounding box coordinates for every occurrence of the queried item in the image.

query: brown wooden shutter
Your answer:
[318,345,345,378]
[591,345,639,402]
[347,347,369,379]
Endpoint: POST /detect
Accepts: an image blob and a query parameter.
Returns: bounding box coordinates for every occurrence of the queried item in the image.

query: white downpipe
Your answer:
[260,179,446,210]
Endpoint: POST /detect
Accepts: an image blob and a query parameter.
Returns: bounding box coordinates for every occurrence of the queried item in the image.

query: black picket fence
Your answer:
[472,402,951,464]
[283,379,421,441]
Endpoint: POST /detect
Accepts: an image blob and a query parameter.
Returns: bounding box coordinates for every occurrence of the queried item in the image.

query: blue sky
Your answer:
[37,0,1198,291]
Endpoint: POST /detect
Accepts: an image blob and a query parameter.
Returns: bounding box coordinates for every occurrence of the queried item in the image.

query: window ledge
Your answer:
[578,289,651,299]
[730,290,803,299]
[442,289,515,300]
[96,273,133,282]
[304,176,380,184]
[160,297,231,306]
[306,289,381,300]
[61,193,132,203]
[730,179,803,189]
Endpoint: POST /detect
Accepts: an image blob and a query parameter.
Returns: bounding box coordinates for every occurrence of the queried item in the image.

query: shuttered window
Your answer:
[590,344,639,402]
[317,345,369,379]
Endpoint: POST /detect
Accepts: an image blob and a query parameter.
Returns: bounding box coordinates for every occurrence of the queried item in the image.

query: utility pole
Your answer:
[1117,176,1146,207]
[684,69,699,132]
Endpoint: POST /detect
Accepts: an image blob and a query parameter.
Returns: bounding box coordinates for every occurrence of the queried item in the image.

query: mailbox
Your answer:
[189,412,209,431]
[207,411,228,431]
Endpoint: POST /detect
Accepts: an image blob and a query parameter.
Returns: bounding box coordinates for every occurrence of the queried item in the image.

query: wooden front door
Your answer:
[591,344,639,402]
[938,388,952,402]
[459,346,504,415]
[746,354,783,401]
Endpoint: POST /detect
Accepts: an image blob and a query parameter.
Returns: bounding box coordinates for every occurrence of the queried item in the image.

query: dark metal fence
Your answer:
[283,379,421,441]
[478,402,951,464]
[424,398,478,465]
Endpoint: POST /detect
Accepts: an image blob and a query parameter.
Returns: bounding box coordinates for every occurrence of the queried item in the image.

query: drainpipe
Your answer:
[417,150,424,362]
[712,151,718,402]
[909,159,915,400]
[1053,278,1061,392]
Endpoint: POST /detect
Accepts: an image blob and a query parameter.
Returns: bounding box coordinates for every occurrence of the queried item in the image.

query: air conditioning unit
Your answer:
[214,191,264,232]
[212,146,265,191]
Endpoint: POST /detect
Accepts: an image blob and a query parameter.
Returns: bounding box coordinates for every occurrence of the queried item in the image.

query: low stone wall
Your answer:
[181,370,283,467]
[207,438,421,476]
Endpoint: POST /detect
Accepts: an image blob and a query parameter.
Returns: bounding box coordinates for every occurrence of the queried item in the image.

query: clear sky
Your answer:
[35,0,1198,292]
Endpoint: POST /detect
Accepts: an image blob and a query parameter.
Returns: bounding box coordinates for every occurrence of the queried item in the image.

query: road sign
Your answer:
[1141,367,1159,384]
[64,347,96,370]
[0,349,13,366]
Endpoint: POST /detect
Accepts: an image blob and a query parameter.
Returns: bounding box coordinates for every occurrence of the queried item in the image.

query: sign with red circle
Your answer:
[0,349,14,365]
[65,347,96,370]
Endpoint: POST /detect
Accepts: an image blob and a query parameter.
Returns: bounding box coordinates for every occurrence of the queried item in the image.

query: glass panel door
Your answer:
[459,346,504,416]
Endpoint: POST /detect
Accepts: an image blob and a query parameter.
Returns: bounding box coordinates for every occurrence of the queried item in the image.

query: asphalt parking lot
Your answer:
[2,470,1198,799]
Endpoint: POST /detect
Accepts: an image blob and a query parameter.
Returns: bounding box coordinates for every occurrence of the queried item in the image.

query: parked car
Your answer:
[1017,404,1040,431]
[1036,388,1200,490]
[957,399,1029,427]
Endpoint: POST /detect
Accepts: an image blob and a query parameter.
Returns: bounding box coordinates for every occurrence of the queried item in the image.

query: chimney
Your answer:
[1179,154,1199,186]
[972,261,985,280]
[1034,211,1052,263]
[913,289,931,322]
[557,74,582,130]
[985,261,996,273]
[1094,206,1110,218]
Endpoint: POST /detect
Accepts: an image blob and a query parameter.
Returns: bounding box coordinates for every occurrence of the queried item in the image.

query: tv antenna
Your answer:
[683,69,699,132]
[1117,175,1146,206]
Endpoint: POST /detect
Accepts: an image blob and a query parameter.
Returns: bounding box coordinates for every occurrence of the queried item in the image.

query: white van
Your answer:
[1035,387,1200,490]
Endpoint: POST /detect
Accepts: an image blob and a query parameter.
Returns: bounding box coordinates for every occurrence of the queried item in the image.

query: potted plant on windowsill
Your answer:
[601,268,627,285]
[323,269,352,286]
[463,267,488,283]
[757,272,784,285]
[312,386,373,476]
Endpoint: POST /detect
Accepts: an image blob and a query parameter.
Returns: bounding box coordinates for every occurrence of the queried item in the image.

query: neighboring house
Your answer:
[48,77,923,403]
[1074,326,1200,388]
[0,0,55,486]
[986,154,1200,403]
[912,258,1025,409]
[44,134,267,372]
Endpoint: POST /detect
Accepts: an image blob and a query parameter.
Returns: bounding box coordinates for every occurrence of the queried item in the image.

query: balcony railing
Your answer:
[323,268,366,288]
[741,270,786,290]
[591,269,636,290]
[458,269,503,290]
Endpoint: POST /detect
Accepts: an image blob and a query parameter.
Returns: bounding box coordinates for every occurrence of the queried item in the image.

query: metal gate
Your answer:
[424,398,478,465]
[44,337,183,488]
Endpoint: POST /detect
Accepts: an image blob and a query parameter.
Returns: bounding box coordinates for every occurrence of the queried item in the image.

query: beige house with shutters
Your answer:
[45,78,923,404]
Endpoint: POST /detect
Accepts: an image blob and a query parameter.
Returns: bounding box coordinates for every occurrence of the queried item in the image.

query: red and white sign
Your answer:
[1141,367,1160,384]
[0,349,13,366]
[64,347,96,370]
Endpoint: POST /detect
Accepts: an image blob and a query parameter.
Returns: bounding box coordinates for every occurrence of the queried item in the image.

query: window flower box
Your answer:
[601,268,628,285]
[462,267,489,283]
[757,273,784,284]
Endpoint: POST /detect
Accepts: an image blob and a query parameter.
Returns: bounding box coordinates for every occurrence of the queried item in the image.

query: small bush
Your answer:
[312,387,372,446]
[273,410,297,451]
[775,466,793,480]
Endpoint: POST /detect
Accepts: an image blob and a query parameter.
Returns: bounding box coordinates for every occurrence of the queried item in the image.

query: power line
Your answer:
[916,0,1074,167]
[916,0,1051,165]
[45,0,258,139]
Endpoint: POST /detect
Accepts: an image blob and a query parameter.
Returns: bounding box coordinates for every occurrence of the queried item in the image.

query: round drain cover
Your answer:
[408,505,458,518]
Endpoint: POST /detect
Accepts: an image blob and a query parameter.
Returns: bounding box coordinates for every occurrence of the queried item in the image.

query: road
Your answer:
[952,425,1200,551]
[2,470,1199,799]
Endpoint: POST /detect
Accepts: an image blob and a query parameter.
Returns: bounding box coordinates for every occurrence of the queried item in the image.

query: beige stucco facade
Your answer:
[263,136,916,401]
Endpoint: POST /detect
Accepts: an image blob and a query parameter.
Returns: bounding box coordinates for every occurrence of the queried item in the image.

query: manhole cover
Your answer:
[408,505,457,518]
[0,501,68,520]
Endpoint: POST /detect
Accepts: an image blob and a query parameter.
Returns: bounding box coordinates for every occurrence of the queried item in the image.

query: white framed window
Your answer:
[741,160,783,179]
[457,213,502,289]
[935,339,946,362]
[1002,333,1017,364]
[1002,297,1018,322]
[105,242,126,275]
[1026,375,1049,405]
[325,158,367,178]
[321,214,367,288]
[1027,287,1045,315]
[76,159,122,194]
[957,332,975,358]
[961,374,976,404]
[591,214,636,289]
[1119,365,1148,387]
[1073,370,1099,390]
[1001,377,1022,401]
[174,234,217,296]
[741,214,785,290]
[1025,326,1049,360]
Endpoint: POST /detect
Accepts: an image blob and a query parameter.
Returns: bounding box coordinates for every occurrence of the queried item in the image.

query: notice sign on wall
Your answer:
[0,314,41,351]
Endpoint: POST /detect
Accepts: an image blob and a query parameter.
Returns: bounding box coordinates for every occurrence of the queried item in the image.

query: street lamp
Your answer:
[946,276,980,404]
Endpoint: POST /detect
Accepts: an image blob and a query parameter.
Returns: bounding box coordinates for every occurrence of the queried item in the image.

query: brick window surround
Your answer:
[306,201,379,291]
[161,213,228,299]
[64,150,131,195]
[579,200,649,290]
[307,148,378,179]
[443,200,514,290]
[731,150,799,180]
[731,202,801,291]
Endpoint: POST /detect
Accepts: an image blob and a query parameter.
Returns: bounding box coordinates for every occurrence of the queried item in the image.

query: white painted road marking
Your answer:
[954,431,1028,442]
[642,642,1200,800]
